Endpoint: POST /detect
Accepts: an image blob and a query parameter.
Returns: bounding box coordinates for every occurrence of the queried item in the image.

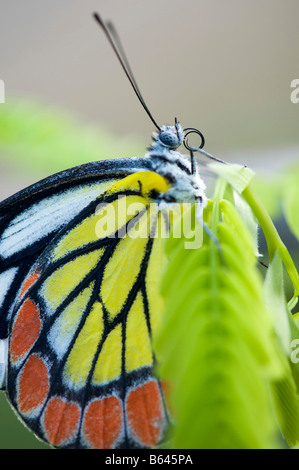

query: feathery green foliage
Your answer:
[156,199,283,448]
[264,253,299,445]
[155,163,299,449]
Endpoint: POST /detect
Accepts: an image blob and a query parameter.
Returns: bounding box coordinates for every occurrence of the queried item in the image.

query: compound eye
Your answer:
[159,130,180,149]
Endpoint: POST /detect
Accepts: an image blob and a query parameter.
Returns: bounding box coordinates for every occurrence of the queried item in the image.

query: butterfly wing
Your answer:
[0,158,151,388]
[6,170,171,449]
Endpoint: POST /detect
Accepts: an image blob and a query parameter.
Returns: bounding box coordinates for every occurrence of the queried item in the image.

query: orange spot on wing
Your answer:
[42,397,81,447]
[161,380,173,417]
[82,396,123,449]
[10,299,42,363]
[126,380,164,447]
[18,354,49,415]
[19,271,40,298]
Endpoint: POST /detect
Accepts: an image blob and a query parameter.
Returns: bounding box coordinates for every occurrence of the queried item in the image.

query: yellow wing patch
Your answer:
[93,323,123,385]
[35,171,171,393]
[64,301,104,389]
[52,215,104,261]
[53,194,149,261]
[125,291,153,372]
[107,171,170,198]
[101,210,150,320]
[145,214,168,334]
[41,249,105,312]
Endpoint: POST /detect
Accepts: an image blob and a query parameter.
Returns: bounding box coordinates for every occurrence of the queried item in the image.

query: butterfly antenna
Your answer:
[106,21,141,99]
[93,13,161,131]
[183,130,227,165]
[106,20,155,129]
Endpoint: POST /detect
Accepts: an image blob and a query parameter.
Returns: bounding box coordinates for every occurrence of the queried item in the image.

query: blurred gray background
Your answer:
[1,0,299,186]
[0,0,298,449]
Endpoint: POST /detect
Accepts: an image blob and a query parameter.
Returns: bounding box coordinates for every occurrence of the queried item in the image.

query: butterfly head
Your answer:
[156,122,184,150]
[145,121,207,207]
[150,119,184,153]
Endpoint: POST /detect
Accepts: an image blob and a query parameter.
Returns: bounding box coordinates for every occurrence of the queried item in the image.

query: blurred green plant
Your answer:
[252,164,299,242]
[0,99,143,175]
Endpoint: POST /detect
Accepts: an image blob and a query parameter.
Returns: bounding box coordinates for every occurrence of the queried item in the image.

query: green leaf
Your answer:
[264,251,291,353]
[155,201,284,449]
[208,162,255,193]
[233,191,260,257]
[242,185,299,296]
[270,373,299,447]
[287,311,299,394]
[263,252,299,446]
[270,309,299,446]
[283,182,299,241]
[220,199,257,260]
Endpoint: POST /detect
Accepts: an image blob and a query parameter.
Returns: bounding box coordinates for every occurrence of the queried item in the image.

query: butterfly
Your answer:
[0,13,209,449]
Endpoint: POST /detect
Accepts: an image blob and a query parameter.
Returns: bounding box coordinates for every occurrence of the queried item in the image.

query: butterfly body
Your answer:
[0,124,206,448]
[145,124,206,204]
